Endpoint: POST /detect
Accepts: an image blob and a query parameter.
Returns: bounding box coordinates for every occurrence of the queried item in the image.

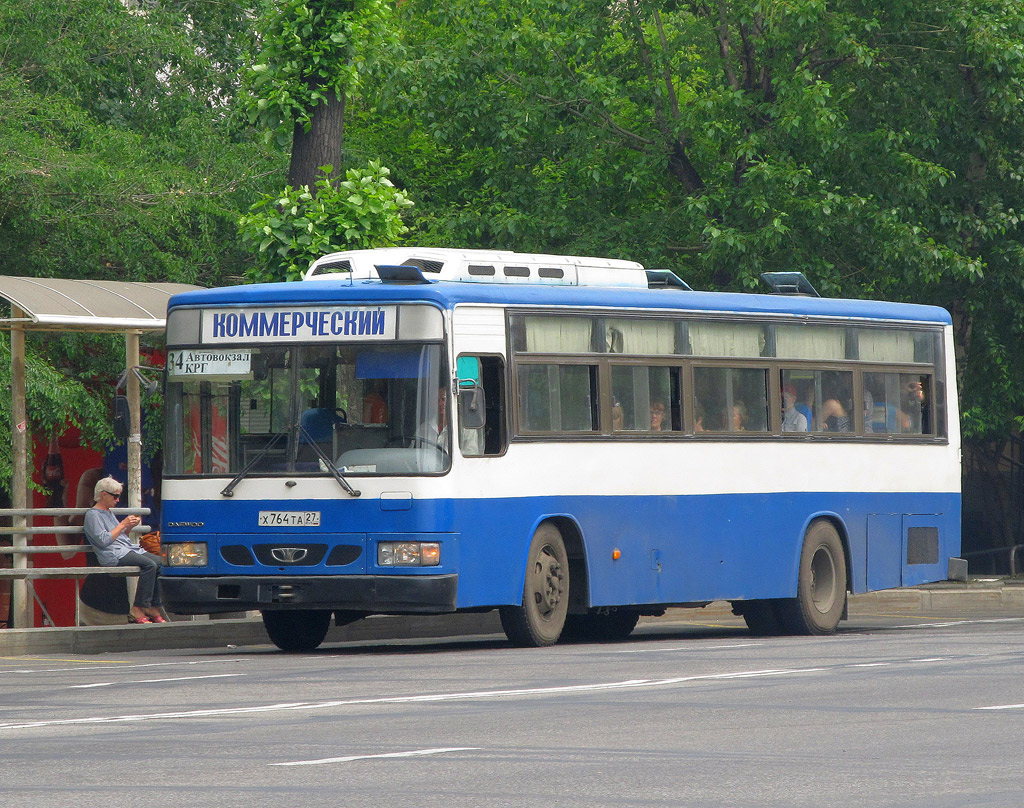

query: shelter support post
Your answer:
[10,313,32,628]
[125,331,142,609]
[125,331,142,510]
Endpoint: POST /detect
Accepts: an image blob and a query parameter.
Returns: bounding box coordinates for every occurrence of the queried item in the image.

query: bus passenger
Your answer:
[361,380,388,424]
[612,400,624,432]
[901,379,924,433]
[731,401,748,432]
[650,401,666,432]
[782,385,808,432]
[419,387,481,454]
[821,377,851,432]
[821,397,851,432]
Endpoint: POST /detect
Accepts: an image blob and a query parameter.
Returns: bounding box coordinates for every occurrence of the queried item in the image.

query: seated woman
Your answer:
[82,476,165,624]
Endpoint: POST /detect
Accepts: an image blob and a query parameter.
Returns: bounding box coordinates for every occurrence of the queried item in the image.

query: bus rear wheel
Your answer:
[777,520,847,635]
[262,609,332,652]
[500,524,570,647]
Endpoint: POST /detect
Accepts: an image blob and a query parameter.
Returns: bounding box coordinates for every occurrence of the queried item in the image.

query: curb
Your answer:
[1,581,1021,656]
[0,611,505,657]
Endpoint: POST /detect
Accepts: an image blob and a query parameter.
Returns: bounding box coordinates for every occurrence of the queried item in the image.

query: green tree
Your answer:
[243,0,394,189]
[0,0,278,490]
[238,0,413,280]
[239,162,412,282]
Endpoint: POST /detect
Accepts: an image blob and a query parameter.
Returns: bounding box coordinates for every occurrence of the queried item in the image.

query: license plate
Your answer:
[258,511,321,527]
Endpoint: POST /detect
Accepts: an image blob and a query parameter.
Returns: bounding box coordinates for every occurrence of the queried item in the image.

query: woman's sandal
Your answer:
[127,614,153,624]
[148,614,169,624]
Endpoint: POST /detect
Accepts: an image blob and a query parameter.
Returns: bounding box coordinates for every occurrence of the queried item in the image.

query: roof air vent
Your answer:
[760,272,819,297]
[375,264,431,284]
[646,270,692,290]
[309,259,352,277]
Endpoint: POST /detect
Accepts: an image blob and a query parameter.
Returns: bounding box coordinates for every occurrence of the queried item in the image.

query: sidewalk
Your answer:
[1,578,1021,656]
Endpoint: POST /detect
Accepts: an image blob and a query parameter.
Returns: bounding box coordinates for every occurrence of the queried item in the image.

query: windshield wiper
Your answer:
[220,429,287,497]
[296,422,361,498]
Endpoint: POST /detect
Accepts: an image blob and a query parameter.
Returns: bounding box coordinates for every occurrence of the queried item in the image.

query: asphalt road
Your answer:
[1,605,1023,808]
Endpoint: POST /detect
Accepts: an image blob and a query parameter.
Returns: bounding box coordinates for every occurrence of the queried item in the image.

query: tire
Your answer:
[735,599,783,636]
[499,523,570,647]
[776,520,847,635]
[561,609,640,643]
[261,609,332,652]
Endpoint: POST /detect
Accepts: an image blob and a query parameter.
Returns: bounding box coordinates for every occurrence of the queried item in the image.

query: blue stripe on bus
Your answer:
[161,491,960,609]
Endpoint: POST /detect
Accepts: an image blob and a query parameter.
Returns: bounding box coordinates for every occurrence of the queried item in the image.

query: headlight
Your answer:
[377,541,440,567]
[165,542,208,567]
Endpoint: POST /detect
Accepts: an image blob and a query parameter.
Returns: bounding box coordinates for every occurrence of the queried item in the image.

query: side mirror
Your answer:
[458,384,486,430]
[456,356,485,430]
[113,395,130,441]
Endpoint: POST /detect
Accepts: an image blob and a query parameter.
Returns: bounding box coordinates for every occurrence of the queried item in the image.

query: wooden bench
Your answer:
[0,566,141,580]
[0,506,152,626]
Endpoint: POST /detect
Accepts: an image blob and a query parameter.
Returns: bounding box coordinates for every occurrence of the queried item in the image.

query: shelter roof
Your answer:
[0,277,201,332]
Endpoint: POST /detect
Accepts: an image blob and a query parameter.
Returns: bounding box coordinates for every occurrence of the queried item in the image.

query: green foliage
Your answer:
[0,334,118,490]
[0,0,280,285]
[239,162,413,282]
[243,0,394,147]
[0,0,278,497]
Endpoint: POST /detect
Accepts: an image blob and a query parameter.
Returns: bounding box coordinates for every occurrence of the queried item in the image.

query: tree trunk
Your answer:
[668,137,705,194]
[288,89,347,190]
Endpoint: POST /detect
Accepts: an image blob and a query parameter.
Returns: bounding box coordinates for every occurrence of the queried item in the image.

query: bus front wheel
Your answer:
[262,609,332,652]
[777,520,847,635]
[500,524,570,647]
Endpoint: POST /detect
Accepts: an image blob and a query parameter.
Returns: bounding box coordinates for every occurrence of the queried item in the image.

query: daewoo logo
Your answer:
[270,547,308,563]
[167,521,204,527]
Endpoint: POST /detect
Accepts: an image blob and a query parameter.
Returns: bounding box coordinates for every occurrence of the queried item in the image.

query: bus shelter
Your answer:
[0,277,200,627]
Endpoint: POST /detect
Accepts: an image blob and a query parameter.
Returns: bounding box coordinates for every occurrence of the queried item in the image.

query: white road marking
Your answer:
[891,617,1024,630]
[70,673,245,689]
[272,747,479,767]
[616,643,763,654]
[848,662,891,668]
[0,666,827,732]
[0,659,249,676]
[975,704,1024,711]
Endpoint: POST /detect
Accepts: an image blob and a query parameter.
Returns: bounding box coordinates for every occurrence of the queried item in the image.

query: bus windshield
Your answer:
[164,343,450,477]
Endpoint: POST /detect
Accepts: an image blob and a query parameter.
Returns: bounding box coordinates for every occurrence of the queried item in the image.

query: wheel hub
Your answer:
[531,547,563,616]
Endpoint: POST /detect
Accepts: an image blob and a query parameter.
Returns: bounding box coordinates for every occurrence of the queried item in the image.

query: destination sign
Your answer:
[167,348,252,378]
[201,306,396,344]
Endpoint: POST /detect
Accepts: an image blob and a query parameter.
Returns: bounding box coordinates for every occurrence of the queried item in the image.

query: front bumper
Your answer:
[160,573,458,615]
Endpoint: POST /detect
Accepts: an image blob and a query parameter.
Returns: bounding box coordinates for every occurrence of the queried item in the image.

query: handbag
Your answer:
[139,531,162,555]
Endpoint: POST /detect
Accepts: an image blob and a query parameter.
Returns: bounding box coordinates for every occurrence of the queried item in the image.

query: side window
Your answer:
[778,369,855,434]
[517,363,598,433]
[457,355,507,456]
[611,365,681,433]
[864,371,931,435]
[693,367,769,433]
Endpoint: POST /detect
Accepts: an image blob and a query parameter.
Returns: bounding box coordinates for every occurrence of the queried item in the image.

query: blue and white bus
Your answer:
[159,248,963,651]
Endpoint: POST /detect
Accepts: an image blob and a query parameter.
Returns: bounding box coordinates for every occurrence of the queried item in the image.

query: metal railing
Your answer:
[961,544,1024,578]
[0,507,151,628]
